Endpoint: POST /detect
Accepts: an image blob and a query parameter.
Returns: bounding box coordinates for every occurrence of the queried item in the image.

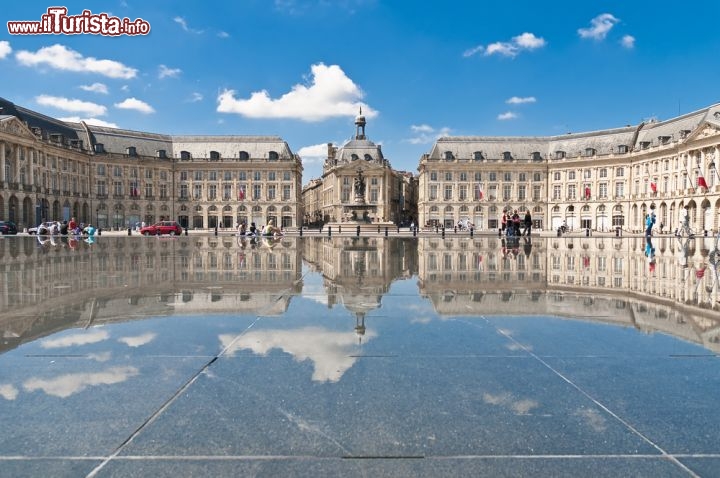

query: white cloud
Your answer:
[121,85,130,92]
[220,326,377,382]
[217,63,378,122]
[59,116,119,128]
[23,366,139,398]
[115,97,155,114]
[578,13,619,41]
[36,95,107,116]
[41,330,109,349]
[621,35,635,49]
[16,44,137,79]
[0,41,11,59]
[79,82,108,94]
[118,332,157,348]
[465,32,545,58]
[174,16,204,34]
[405,124,451,144]
[188,92,203,102]
[506,96,536,105]
[218,31,230,38]
[0,384,19,401]
[498,111,518,120]
[158,64,181,79]
[298,143,330,163]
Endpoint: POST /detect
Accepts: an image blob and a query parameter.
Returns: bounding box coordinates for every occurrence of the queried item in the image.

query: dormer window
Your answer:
[531,151,542,161]
[617,145,628,154]
[640,141,650,150]
[50,133,64,144]
[180,150,192,160]
[679,129,691,139]
[210,150,220,161]
[126,146,137,157]
[70,139,83,149]
[658,136,670,145]
[94,143,105,154]
[269,151,279,160]
[351,154,359,161]
[473,151,484,161]
[502,151,512,161]
[239,151,249,161]
[364,154,373,161]
[555,150,566,159]
[444,151,454,161]
[156,149,167,159]
[585,148,596,157]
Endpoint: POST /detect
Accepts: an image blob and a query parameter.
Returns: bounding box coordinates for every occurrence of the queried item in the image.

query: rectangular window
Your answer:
[208,184,217,200]
[194,184,203,199]
[429,185,438,200]
[504,172,512,182]
[567,184,576,200]
[253,171,261,181]
[568,171,576,180]
[268,171,276,181]
[370,188,378,202]
[519,172,526,182]
[283,185,291,200]
[113,181,123,196]
[615,182,624,198]
[180,184,188,199]
[283,171,291,181]
[96,180,106,195]
[114,166,122,177]
[474,172,482,181]
[97,164,106,176]
[502,184,512,201]
[239,171,247,181]
[145,169,153,179]
[209,171,217,181]
[532,185,541,200]
[224,184,232,200]
[194,171,203,181]
[267,185,276,200]
[459,185,467,200]
[599,183,608,198]
[616,167,624,177]
[553,185,561,200]
[444,185,453,200]
[224,171,232,181]
[430,171,438,181]
[180,171,188,181]
[518,185,526,201]
[160,183,168,199]
[459,172,467,181]
[489,172,497,181]
[145,183,153,198]
[253,184,261,200]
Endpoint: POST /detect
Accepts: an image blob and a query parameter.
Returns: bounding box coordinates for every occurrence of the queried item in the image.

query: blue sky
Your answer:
[2,1,719,182]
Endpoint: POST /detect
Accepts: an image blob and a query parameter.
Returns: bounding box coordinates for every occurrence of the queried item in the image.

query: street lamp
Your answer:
[114,204,120,230]
[95,208,99,228]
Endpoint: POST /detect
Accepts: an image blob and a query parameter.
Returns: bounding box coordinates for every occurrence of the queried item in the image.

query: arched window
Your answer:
[444,151,454,160]
[210,151,220,161]
[364,154,373,161]
[268,151,279,160]
[239,151,249,161]
[180,151,191,160]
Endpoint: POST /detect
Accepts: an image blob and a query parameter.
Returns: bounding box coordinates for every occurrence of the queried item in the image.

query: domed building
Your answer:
[301,111,417,228]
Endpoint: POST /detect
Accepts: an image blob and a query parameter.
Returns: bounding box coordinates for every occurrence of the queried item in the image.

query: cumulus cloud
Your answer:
[23,366,139,398]
[506,96,536,105]
[158,64,181,79]
[405,124,451,144]
[298,143,330,164]
[497,111,518,120]
[0,41,11,59]
[118,332,157,348]
[464,32,546,58]
[59,116,119,128]
[79,82,108,94]
[41,330,109,349]
[217,63,377,122]
[36,95,107,116]
[115,97,155,114]
[578,13,619,41]
[16,44,137,79]
[620,35,635,49]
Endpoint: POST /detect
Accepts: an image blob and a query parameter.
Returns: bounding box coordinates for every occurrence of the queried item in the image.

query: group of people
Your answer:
[501,210,533,237]
[237,220,283,238]
[39,217,97,237]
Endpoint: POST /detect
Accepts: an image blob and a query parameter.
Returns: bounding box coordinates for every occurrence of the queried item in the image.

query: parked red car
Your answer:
[139,221,182,236]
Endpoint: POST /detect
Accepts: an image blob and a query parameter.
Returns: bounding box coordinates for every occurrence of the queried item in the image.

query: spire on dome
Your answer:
[354,106,366,140]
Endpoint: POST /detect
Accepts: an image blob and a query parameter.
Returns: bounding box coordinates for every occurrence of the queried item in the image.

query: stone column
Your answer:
[0,141,5,182]
[28,148,35,185]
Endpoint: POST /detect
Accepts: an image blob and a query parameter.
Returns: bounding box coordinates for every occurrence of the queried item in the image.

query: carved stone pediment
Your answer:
[0,117,39,142]
[685,122,720,142]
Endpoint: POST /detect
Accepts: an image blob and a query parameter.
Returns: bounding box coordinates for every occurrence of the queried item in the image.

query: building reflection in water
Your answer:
[0,234,718,361]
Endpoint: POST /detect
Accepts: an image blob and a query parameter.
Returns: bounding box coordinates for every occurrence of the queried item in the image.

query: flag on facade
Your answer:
[584,186,591,199]
[238,186,245,200]
[696,267,706,279]
[650,182,657,193]
[698,175,708,189]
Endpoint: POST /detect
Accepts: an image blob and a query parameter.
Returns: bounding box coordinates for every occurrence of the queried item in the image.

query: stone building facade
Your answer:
[419,103,720,233]
[0,97,303,231]
[301,113,417,227]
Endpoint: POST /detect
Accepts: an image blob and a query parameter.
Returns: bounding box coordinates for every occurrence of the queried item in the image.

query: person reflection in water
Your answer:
[645,235,656,273]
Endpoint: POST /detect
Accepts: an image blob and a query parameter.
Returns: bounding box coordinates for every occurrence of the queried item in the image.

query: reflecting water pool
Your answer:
[0,235,718,477]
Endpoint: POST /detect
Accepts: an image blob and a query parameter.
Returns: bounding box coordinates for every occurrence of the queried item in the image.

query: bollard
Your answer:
[470,227,474,238]
[214,225,218,236]
[454,226,457,234]
[397,226,400,234]
[385,227,388,237]
[328,226,332,237]
[615,227,620,237]
[413,227,417,237]
[98,228,102,236]
[127,227,132,236]
[705,230,708,237]
[184,227,188,236]
[557,228,561,237]
[498,228,502,237]
[356,225,360,237]
[378,225,381,234]
[586,228,590,237]
[441,227,445,238]
[339,225,342,234]
[299,226,303,237]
